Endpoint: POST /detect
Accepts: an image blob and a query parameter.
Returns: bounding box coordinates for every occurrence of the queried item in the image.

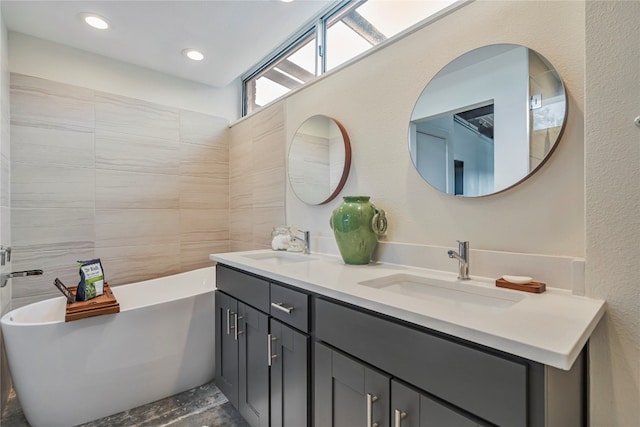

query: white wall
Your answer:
[8,32,240,121]
[284,0,640,423]
[585,1,640,425]
[286,0,585,258]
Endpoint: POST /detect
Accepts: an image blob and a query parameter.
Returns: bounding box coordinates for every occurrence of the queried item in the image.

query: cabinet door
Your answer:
[238,302,270,427]
[316,298,527,426]
[270,319,309,427]
[391,380,480,427]
[315,342,390,427]
[215,291,239,408]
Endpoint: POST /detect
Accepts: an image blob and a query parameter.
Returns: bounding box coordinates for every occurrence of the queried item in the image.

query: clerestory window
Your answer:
[242,0,461,116]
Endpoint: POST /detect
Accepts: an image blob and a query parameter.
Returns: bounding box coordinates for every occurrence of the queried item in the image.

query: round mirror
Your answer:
[409,44,567,197]
[288,115,352,205]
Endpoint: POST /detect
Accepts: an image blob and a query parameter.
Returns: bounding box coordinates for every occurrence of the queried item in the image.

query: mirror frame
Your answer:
[288,115,352,205]
[408,44,568,198]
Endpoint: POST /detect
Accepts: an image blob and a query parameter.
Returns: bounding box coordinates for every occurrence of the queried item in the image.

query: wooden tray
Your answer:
[65,283,120,322]
[495,278,546,293]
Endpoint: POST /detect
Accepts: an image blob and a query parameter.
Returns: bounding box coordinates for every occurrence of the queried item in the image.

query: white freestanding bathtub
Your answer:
[1,266,216,427]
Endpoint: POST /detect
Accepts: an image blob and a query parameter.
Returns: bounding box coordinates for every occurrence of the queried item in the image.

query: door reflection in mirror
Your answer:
[409,44,566,197]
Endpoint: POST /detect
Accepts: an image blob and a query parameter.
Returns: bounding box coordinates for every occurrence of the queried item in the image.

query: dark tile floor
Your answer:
[1,381,248,427]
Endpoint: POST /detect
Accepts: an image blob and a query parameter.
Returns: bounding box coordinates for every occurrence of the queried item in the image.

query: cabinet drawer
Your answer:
[270,283,310,332]
[315,298,528,427]
[216,264,270,312]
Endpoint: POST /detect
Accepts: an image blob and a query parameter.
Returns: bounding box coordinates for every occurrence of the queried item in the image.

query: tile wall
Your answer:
[229,103,286,251]
[0,12,11,412]
[10,73,230,308]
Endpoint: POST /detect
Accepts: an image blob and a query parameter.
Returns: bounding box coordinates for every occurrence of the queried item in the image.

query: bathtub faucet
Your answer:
[1,270,43,288]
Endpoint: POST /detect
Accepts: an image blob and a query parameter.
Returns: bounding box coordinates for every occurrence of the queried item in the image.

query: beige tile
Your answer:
[96,129,179,175]
[1,207,10,249]
[12,207,95,251]
[10,73,94,131]
[229,208,253,243]
[180,209,228,243]
[11,269,63,300]
[253,168,286,209]
[11,163,95,208]
[12,291,61,310]
[253,133,285,173]
[1,287,10,315]
[11,124,94,167]
[180,141,228,178]
[251,103,285,144]
[11,246,96,299]
[179,110,229,147]
[95,92,179,141]
[95,169,180,209]
[229,241,267,252]
[95,209,180,248]
[180,240,228,271]
[229,116,252,144]
[95,244,181,285]
[229,132,253,178]
[0,155,8,207]
[179,175,228,210]
[1,117,9,168]
[253,207,285,247]
[230,174,253,210]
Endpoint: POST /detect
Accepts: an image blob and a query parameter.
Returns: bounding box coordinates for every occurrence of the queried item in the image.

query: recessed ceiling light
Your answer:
[82,14,109,30]
[182,49,204,61]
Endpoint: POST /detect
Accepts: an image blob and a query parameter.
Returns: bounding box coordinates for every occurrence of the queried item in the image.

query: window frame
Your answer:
[242,26,319,116]
[242,0,467,117]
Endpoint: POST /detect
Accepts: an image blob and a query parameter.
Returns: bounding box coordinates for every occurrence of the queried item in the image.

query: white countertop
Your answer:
[210,249,605,370]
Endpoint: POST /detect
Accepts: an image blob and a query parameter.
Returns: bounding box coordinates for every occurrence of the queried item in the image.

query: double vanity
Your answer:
[210,250,605,427]
[210,34,592,427]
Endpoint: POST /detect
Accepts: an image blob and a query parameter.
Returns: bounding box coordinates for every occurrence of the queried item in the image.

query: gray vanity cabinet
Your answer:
[391,380,481,427]
[215,264,311,427]
[270,318,309,427]
[216,263,585,427]
[315,298,528,427]
[214,291,239,407]
[214,291,270,427]
[238,302,270,427]
[314,342,481,427]
[315,342,390,427]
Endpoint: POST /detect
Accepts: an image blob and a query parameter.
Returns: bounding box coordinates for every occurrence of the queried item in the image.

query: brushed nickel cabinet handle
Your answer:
[366,393,379,427]
[394,409,407,427]
[271,302,294,314]
[226,309,234,335]
[234,314,244,340]
[267,334,278,366]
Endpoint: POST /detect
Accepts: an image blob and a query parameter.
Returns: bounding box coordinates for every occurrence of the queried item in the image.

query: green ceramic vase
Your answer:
[330,196,388,265]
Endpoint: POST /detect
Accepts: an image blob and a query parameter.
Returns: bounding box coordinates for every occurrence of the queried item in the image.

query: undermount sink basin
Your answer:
[358,273,524,308]
[242,252,316,265]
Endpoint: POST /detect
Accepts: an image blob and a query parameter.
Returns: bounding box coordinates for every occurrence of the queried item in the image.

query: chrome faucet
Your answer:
[448,241,469,280]
[291,230,310,254]
[1,270,43,288]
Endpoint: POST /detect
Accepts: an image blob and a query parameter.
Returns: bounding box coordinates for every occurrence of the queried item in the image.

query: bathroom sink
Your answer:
[241,252,316,265]
[358,274,524,308]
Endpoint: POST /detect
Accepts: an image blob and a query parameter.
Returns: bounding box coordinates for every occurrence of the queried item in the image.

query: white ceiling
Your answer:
[1,0,335,88]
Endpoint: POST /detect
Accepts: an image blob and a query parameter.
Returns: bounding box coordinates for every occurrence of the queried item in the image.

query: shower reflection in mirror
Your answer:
[409,44,566,197]
[288,115,351,205]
